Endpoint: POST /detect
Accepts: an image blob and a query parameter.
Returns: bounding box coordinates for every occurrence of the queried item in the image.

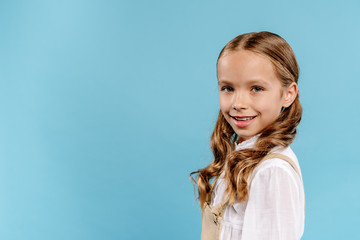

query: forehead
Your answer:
[217,50,279,85]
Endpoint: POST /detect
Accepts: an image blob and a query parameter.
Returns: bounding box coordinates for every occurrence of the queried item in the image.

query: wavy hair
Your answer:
[191,31,302,207]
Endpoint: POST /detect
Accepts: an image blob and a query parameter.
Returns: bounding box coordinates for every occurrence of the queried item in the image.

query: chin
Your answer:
[236,134,253,141]
[235,130,259,142]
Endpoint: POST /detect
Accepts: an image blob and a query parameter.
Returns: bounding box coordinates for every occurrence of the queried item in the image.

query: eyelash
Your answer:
[251,86,264,92]
[220,86,264,93]
[221,86,233,92]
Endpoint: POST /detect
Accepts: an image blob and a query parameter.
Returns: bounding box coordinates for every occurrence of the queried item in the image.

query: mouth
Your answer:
[231,115,257,121]
[230,115,257,128]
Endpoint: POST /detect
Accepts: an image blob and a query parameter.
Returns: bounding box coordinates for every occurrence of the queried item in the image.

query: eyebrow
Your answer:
[218,79,269,86]
[217,80,232,85]
[247,79,269,86]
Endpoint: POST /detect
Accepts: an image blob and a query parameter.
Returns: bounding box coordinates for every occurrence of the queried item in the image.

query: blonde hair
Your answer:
[191,31,302,207]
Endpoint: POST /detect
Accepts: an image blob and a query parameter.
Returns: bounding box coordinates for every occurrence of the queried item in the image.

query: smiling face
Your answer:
[217,50,297,142]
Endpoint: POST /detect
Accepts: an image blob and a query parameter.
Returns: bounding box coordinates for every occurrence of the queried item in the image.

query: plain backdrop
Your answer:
[1,0,359,239]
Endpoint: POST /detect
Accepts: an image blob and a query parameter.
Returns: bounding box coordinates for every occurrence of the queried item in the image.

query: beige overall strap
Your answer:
[211,201,227,224]
[201,175,229,240]
[201,201,227,240]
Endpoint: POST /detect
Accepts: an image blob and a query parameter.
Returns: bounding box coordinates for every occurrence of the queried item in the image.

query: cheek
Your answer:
[219,96,229,112]
[255,97,280,113]
[252,97,269,110]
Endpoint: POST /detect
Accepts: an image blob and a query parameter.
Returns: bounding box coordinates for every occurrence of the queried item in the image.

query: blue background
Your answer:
[1,0,359,239]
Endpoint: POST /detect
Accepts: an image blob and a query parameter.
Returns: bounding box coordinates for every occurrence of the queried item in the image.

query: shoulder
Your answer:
[251,146,303,190]
[255,146,301,175]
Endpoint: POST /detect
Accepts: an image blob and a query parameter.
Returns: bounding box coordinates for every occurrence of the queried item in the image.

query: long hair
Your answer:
[191,31,302,207]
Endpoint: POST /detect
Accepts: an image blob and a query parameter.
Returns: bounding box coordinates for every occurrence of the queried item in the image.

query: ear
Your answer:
[282,82,298,108]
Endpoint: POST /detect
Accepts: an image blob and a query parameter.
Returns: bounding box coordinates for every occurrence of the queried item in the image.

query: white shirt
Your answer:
[211,136,305,240]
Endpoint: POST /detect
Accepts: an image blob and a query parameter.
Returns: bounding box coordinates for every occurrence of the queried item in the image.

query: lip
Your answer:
[230,115,257,128]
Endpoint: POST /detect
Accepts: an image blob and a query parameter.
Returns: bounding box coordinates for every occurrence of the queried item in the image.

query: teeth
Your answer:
[234,116,254,121]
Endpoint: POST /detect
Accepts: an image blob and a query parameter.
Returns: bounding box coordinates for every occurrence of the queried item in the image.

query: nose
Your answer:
[232,92,248,110]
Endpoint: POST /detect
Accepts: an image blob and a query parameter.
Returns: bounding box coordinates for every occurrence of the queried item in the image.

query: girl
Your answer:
[191,31,305,240]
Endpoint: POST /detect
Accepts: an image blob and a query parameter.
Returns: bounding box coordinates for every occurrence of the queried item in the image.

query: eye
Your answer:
[221,86,234,92]
[251,86,264,92]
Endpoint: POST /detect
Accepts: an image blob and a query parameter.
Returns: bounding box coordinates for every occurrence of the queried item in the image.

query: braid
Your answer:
[190,112,234,205]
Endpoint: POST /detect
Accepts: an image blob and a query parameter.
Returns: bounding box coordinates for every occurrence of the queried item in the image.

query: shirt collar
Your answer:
[235,134,260,151]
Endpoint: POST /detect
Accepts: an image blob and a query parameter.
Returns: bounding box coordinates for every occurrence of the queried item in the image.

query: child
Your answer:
[191,31,305,240]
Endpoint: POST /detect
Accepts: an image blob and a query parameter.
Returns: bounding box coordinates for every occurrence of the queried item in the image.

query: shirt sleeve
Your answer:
[239,161,303,240]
